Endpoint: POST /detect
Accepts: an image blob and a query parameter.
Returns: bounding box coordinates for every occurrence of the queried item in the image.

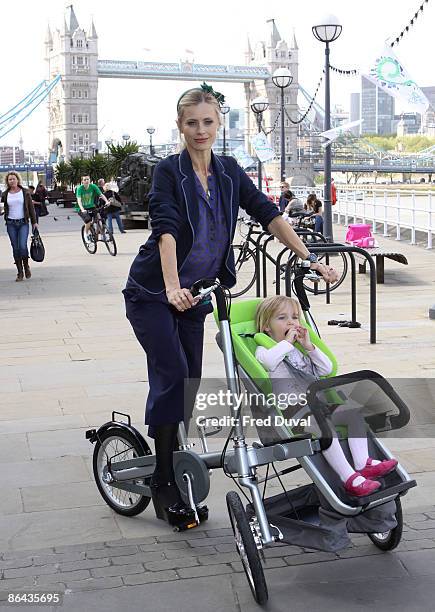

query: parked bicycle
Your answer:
[80,205,117,257]
[231,215,348,297]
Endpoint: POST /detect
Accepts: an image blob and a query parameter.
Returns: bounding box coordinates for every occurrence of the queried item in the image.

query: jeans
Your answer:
[106,211,125,233]
[6,218,29,259]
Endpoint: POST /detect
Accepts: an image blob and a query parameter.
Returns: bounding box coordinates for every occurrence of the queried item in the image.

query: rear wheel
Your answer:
[368,497,403,551]
[226,491,268,605]
[230,245,257,298]
[81,225,97,254]
[93,428,152,516]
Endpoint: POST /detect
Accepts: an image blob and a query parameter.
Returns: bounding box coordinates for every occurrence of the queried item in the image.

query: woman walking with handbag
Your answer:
[97,179,126,234]
[0,171,38,281]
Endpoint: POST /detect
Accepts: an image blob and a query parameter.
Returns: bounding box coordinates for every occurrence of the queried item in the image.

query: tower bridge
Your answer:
[46,5,315,183]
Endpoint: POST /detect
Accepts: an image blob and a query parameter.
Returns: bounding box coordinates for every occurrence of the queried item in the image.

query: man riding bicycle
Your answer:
[75,175,109,242]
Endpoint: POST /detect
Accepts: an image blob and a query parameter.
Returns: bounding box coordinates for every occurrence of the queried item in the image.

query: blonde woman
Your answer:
[123,83,338,529]
[0,172,38,281]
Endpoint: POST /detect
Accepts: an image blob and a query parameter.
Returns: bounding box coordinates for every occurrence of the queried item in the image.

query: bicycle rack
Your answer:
[306,245,376,344]
[235,222,377,343]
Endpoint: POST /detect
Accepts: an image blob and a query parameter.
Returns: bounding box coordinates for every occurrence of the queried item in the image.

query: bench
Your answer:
[355,248,408,284]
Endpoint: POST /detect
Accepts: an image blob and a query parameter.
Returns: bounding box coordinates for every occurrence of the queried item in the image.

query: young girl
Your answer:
[255,296,397,497]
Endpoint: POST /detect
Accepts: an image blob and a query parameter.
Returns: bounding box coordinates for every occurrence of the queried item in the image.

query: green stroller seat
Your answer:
[214,297,338,444]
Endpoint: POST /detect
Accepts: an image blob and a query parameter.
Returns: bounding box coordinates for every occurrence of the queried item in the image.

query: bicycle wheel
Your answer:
[227,491,268,605]
[299,250,348,294]
[81,225,97,254]
[368,497,403,551]
[102,224,117,256]
[93,427,152,517]
[230,245,257,298]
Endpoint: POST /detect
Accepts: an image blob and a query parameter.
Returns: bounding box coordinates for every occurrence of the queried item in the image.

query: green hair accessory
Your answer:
[177,82,225,110]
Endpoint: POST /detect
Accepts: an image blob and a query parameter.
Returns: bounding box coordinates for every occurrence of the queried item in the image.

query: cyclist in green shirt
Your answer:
[75,175,109,241]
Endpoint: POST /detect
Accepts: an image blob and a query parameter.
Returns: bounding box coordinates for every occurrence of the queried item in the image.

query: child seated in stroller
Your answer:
[255,296,397,497]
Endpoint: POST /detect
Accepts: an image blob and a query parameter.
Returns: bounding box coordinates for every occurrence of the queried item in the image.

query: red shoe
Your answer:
[359,458,398,479]
[344,472,381,497]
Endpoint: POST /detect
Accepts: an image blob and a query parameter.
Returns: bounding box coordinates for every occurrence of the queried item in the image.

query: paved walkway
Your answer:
[1,205,435,610]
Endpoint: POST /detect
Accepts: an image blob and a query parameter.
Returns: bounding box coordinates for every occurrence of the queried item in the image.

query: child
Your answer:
[255,296,397,497]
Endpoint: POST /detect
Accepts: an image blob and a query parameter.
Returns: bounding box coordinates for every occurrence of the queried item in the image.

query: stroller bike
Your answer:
[86,266,416,605]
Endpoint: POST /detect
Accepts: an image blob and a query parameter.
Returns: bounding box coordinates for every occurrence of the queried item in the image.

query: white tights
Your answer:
[314,405,379,484]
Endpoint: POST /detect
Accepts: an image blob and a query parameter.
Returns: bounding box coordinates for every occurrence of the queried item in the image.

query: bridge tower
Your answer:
[46,5,98,161]
[245,20,313,185]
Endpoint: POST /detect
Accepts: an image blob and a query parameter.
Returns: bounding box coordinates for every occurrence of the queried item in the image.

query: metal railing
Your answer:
[266,186,435,249]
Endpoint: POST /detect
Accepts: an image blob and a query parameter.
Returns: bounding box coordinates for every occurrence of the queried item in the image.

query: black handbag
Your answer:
[30,228,45,262]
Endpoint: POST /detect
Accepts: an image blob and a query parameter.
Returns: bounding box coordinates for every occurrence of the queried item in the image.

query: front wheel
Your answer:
[226,491,268,605]
[102,225,117,256]
[230,245,257,298]
[81,225,97,254]
[93,427,152,516]
[368,497,403,551]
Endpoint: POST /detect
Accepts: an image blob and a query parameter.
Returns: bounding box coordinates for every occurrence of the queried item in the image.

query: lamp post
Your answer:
[220,103,230,155]
[272,68,293,182]
[122,133,130,145]
[90,143,96,157]
[105,138,113,161]
[313,14,342,242]
[251,96,269,191]
[146,126,155,155]
[78,146,85,160]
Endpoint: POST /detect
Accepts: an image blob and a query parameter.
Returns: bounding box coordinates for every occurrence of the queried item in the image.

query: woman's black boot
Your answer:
[150,423,197,530]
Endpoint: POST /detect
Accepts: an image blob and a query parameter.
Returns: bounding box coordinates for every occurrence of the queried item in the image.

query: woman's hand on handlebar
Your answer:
[166,287,199,311]
[310,262,339,283]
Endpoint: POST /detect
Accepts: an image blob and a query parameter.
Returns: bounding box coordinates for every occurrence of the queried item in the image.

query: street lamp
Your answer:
[251,96,269,191]
[105,138,113,161]
[78,146,85,160]
[146,126,155,155]
[313,14,342,242]
[122,133,130,144]
[220,103,230,155]
[272,68,293,182]
[90,143,96,157]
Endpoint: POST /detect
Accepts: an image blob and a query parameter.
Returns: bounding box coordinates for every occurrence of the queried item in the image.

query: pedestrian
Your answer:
[97,179,126,234]
[278,180,290,212]
[122,83,338,530]
[32,181,49,223]
[75,175,108,242]
[283,190,304,215]
[331,177,337,205]
[0,171,38,281]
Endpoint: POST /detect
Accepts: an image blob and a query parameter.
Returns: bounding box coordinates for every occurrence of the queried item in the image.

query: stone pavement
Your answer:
[1,205,435,610]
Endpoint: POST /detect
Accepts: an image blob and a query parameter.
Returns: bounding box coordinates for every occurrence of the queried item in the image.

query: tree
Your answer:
[69,157,87,188]
[84,154,110,183]
[54,161,72,189]
[108,141,140,178]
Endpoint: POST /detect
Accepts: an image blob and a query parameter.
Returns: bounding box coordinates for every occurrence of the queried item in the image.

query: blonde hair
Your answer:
[5,171,22,188]
[255,296,303,334]
[177,89,222,126]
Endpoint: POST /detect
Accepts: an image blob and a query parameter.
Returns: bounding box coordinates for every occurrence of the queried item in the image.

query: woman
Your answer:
[1,172,38,281]
[123,84,337,529]
[98,180,126,234]
[283,190,304,215]
[32,181,49,222]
